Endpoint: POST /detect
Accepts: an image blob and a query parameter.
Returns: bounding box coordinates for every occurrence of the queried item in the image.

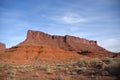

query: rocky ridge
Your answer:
[0,30,112,63]
[20,30,110,55]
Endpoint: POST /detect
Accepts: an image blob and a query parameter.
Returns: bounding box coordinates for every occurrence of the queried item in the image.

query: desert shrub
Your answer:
[77,67,87,74]
[18,68,31,73]
[0,73,3,76]
[71,75,89,80]
[6,69,16,80]
[90,58,101,67]
[102,57,113,64]
[52,74,67,80]
[46,66,52,74]
[0,62,4,68]
[2,64,13,70]
[112,57,120,63]
[38,64,49,71]
[105,61,120,75]
[80,67,87,72]
[74,59,88,67]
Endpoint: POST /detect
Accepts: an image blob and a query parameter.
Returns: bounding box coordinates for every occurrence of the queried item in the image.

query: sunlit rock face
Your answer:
[0,30,112,63]
[0,42,6,50]
[20,30,110,55]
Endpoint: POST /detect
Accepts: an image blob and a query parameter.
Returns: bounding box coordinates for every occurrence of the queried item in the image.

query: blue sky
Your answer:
[0,0,120,52]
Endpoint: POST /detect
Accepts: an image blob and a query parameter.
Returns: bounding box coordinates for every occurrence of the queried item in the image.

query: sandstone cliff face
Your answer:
[0,30,111,63]
[0,42,6,50]
[20,30,110,55]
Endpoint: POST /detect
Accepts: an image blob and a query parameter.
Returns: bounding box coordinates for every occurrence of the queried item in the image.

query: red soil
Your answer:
[0,44,89,64]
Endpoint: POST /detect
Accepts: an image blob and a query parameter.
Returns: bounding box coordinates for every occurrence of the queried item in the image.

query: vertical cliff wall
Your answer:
[19,30,110,54]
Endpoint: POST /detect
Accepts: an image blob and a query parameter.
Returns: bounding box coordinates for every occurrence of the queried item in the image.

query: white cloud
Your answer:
[99,38,120,52]
[50,13,86,24]
[61,14,86,24]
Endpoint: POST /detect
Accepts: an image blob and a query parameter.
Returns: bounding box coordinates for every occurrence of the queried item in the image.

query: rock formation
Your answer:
[20,30,110,55]
[0,30,112,63]
[0,42,6,50]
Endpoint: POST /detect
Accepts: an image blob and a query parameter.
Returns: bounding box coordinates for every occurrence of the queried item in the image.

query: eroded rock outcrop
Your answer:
[20,30,110,55]
[0,30,112,63]
[0,42,6,50]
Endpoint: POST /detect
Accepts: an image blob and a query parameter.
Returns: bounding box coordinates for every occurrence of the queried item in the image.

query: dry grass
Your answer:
[0,57,120,80]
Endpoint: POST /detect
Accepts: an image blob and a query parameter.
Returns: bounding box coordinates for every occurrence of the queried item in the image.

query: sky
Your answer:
[0,0,120,52]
